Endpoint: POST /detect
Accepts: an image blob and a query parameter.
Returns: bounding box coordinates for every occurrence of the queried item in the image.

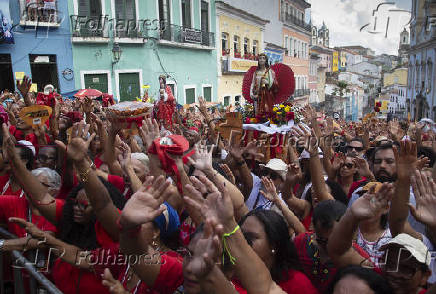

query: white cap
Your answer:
[43,84,54,95]
[260,158,287,180]
[17,140,36,156]
[380,233,431,267]
[299,147,324,160]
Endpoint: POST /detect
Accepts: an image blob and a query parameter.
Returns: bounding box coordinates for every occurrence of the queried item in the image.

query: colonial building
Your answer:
[311,21,329,48]
[68,0,217,103]
[309,51,320,104]
[398,28,410,65]
[280,0,311,105]
[407,0,436,120]
[0,0,75,93]
[216,1,268,106]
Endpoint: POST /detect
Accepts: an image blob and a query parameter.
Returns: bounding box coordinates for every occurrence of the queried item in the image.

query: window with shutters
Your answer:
[115,0,136,37]
[73,0,103,37]
[252,40,258,55]
[203,86,212,102]
[159,0,171,24]
[244,38,250,56]
[185,87,196,104]
[224,96,230,106]
[181,0,192,28]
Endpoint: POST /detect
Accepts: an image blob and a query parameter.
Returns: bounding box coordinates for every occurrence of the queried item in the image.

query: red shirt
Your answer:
[107,175,132,199]
[0,174,24,197]
[294,232,370,293]
[0,196,56,237]
[347,178,367,199]
[51,200,119,294]
[149,254,184,294]
[232,269,318,294]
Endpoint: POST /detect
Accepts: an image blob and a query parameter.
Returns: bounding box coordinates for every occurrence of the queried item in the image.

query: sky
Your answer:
[308,0,412,55]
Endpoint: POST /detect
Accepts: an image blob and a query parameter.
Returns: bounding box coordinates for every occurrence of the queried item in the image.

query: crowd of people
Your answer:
[0,76,435,294]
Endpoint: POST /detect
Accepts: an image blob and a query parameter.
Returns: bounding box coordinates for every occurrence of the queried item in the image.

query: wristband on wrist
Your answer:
[222,225,239,265]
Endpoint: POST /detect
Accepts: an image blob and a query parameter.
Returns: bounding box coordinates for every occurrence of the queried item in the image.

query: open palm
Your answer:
[410,170,436,228]
[350,183,393,221]
[120,176,171,228]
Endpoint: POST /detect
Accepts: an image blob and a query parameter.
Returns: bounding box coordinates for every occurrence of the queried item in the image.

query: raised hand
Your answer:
[16,76,31,98]
[242,140,264,161]
[409,170,436,228]
[184,176,234,226]
[393,139,417,180]
[353,157,374,179]
[118,141,132,173]
[198,96,207,115]
[119,176,171,229]
[55,121,96,162]
[102,268,130,294]
[332,153,346,172]
[2,123,19,163]
[301,104,316,122]
[416,155,430,170]
[82,97,93,114]
[139,118,160,151]
[188,220,222,279]
[260,177,279,204]
[9,217,47,241]
[188,143,214,171]
[285,163,302,187]
[220,163,236,184]
[350,183,393,221]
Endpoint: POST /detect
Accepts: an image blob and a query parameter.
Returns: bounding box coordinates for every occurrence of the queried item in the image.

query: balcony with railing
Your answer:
[70,15,109,42]
[293,89,310,97]
[282,13,311,32]
[160,22,215,48]
[19,0,61,27]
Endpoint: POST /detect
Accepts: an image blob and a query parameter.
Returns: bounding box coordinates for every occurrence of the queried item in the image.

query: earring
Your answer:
[271,249,275,254]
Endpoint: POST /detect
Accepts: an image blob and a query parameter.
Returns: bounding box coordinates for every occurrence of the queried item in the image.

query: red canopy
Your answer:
[242,63,295,104]
[74,89,103,98]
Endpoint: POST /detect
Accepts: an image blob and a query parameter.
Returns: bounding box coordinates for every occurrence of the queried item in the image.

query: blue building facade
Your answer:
[0,0,75,94]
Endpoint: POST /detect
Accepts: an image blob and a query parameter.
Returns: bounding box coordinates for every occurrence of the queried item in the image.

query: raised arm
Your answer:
[389,140,421,239]
[260,177,306,235]
[184,177,285,294]
[2,124,57,224]
[328,184,393,268]
[188,144,248,222]
[118,176,172,286]
[55,121,121,241]
[9,217,93,270]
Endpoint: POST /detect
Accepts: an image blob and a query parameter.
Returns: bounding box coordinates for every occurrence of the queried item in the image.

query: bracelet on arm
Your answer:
[222,225,240,265]
[78,162,96,183]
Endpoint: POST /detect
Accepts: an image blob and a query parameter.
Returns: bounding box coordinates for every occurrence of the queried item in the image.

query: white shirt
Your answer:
[356,228,392,265]
[245,174,284,211]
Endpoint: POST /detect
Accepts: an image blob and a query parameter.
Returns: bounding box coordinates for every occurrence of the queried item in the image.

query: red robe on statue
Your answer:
[155,86,176,128]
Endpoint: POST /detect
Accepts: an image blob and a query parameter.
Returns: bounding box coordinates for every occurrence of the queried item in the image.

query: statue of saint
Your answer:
[250,53,278,116]
[154,75,176,128]
[243,54,295,121]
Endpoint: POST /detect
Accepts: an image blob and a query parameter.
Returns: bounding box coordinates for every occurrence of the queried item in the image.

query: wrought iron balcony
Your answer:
[294,89,310,97]
[160,22,215,47]
[282,13,311,32]
[70,16,109,39]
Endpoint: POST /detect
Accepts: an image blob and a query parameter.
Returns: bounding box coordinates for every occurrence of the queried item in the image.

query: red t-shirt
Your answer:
[0,196,56,237]
[107,175,132,199]
[347,178,367,199]
[51,200,119,294]
[232,269,318,294]
[149,254,184,294]
[0,174,24,197]
[294,232,370,293]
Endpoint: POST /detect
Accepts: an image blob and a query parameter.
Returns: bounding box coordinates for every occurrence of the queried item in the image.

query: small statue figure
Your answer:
[250,53,277,116]
[154,75,176,128]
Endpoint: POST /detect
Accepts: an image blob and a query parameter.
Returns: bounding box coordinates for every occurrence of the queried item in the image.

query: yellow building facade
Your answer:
[383,68,408,87]
[332,51,339,72]
[216,2,268,106]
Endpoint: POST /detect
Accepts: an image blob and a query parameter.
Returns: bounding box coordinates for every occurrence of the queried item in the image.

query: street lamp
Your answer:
[112,42,122,64]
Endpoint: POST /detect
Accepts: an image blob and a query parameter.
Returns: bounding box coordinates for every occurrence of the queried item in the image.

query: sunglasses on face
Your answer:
[73,199,89,209]
[346,146,363,152]
[37,154,56,162]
